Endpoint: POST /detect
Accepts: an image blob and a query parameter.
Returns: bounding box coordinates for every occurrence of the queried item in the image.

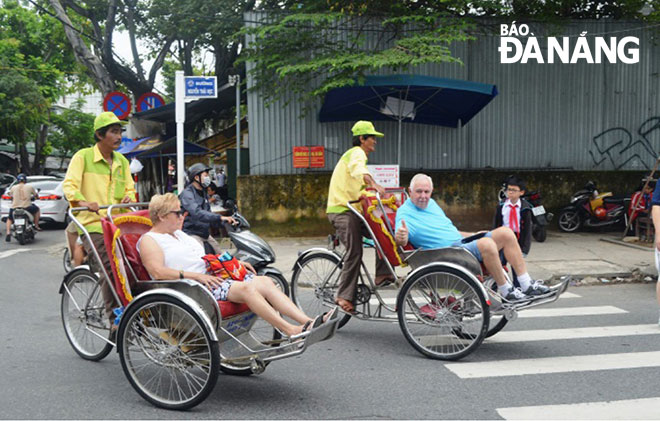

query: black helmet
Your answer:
[17,173,27,182]
[187,163,211,181]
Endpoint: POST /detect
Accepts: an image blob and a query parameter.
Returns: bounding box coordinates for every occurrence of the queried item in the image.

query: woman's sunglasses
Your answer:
[169,210,186,217]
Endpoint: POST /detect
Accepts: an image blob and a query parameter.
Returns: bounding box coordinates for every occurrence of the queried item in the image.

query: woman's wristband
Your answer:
[179,270,184,279]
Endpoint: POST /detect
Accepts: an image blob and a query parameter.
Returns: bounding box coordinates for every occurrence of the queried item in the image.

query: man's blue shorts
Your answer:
[451,232,492,262]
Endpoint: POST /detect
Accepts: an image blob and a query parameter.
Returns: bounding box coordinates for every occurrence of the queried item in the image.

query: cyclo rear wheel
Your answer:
[397,265,489,361]
[291,252,351,329]
[118,294,219,410]
[60,269,113,361]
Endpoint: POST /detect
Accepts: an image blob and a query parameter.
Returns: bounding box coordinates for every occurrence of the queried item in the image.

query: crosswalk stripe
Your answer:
[518,305,627,318]
[487,324,660,343]
[367,292,581,307]
[445,351,660,379]
[497,397,660,420]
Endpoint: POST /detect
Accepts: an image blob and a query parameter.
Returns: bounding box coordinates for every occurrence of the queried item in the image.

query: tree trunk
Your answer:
[31,124,49,174]
[48,0,116,95]
[18,144,31,175]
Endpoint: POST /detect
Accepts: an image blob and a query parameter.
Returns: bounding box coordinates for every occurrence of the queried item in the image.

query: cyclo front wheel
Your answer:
[118,293,220,410]
[60,269,113,361]
[291,251,351,329]
[397,265,489,361]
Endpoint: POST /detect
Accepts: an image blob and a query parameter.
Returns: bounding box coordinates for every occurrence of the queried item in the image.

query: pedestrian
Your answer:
[651,180,660,326]
[62,111,136,333]
[493,175,533,286]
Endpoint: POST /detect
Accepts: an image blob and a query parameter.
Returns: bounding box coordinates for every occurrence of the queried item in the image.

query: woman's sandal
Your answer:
[289,316,321,341]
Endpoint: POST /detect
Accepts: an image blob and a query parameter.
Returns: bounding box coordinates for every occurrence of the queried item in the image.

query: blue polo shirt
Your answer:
[395,199,463,249]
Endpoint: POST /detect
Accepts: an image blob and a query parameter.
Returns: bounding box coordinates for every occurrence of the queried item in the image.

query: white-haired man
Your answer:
[394,174,549,301]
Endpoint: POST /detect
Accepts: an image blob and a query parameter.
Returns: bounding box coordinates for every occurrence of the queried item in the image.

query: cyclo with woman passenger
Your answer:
[60,194,339,410]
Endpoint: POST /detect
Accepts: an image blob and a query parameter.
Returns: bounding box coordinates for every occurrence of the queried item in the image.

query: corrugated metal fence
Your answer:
[244,14,660,174]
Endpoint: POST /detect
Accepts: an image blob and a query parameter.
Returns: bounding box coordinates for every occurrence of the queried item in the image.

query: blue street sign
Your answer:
[184,76,217,99]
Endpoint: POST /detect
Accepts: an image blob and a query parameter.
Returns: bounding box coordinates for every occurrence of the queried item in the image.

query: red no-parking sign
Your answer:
[103,91,132,120]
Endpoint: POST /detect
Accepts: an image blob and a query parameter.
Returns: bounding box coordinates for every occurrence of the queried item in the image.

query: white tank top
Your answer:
[138,230,207,274]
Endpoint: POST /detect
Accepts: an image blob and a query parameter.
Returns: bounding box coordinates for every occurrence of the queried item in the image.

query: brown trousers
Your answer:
[83,233,117,323]
[328,211,389,302]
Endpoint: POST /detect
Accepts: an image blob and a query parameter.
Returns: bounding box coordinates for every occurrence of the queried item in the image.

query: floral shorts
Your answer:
[212,272,254,301]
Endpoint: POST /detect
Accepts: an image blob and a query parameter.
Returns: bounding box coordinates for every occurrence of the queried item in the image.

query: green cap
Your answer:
[351,120,384,137]
[94,111,128,132]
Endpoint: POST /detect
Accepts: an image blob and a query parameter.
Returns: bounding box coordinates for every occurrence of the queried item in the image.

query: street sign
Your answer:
[103,91,132,120]
[136,92,165,112]
[184,76,217,99]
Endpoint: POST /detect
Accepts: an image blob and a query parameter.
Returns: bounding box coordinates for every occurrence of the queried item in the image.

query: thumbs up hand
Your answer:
[395,219,409,246]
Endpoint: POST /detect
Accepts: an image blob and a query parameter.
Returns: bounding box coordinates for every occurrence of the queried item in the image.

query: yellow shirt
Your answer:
[9,183,37,208]
[326,146,370,214]
[63,144,136,234]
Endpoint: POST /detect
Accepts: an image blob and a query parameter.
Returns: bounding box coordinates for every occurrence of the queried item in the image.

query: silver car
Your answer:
[1,176,69,226]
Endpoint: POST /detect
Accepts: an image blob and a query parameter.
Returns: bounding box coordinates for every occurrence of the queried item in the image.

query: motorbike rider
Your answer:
[5,173,41,242]
[179,163,236,254]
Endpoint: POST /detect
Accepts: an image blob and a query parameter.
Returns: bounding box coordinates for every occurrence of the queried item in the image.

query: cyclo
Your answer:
[59,203,339,410]
[291,189,570,361]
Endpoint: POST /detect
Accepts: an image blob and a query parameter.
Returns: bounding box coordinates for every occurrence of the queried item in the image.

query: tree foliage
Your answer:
[49,99,96,162]
[0,0,86,173]
[239,0,658,104]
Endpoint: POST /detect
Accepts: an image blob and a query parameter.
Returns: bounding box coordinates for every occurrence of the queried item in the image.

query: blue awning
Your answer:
[319,74,498,128]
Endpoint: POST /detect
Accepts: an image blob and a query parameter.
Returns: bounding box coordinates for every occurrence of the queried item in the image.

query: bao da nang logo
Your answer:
[498,22,639,64]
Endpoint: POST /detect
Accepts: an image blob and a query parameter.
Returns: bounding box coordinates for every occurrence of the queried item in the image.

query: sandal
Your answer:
[289,316,320,340]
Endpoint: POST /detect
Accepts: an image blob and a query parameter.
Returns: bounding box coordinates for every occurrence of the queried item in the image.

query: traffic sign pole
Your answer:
[175,71,185,192]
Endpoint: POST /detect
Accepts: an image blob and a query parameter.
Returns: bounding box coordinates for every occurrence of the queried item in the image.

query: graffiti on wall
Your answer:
[590,117,660,170]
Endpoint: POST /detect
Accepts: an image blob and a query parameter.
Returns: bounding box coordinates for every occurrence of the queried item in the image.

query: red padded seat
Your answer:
[218,301,251,318]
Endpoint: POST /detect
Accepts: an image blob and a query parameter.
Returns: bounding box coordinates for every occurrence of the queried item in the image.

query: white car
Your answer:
[1,176,69,226]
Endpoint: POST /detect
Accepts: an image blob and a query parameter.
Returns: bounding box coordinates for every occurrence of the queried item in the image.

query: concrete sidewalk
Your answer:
[261,230,658,284]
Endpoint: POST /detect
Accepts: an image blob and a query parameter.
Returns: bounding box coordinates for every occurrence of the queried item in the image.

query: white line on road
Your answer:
[446,351,660,379]
[518,305,627,318]
[0,249,31,260]
[497,397,660,420]
[487,324,660,343]
[367,292,582,307]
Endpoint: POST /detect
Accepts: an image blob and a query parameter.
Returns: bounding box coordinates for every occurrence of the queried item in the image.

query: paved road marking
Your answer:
[497,397,660,420]
[446,351,660,378]
[487,324,660,343]
[367,292,582,307]
[0,249,31,260]
[518,305,627,318]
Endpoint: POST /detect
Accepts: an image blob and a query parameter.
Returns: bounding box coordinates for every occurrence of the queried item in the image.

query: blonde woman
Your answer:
[138,193,332,337]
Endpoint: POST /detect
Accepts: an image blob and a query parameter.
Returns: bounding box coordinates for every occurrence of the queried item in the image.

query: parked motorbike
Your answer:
[498,184,553,243]
[11,207,37,245]
[220,203,290,297]
[557,181,628,232]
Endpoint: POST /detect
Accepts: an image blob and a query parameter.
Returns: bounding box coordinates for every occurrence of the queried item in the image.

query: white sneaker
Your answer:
[504,288,527,302]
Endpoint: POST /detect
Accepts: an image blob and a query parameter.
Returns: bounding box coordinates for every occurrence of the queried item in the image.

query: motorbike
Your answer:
[11,207,37,245]
[557,181,628,233]
[219,202,290,297]
[498,184,553,243]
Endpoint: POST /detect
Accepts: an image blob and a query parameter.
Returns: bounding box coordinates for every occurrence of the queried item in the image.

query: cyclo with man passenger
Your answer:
[290,121,570,361]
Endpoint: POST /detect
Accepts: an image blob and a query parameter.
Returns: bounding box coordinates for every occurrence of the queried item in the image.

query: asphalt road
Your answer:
[2,228,660,419]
